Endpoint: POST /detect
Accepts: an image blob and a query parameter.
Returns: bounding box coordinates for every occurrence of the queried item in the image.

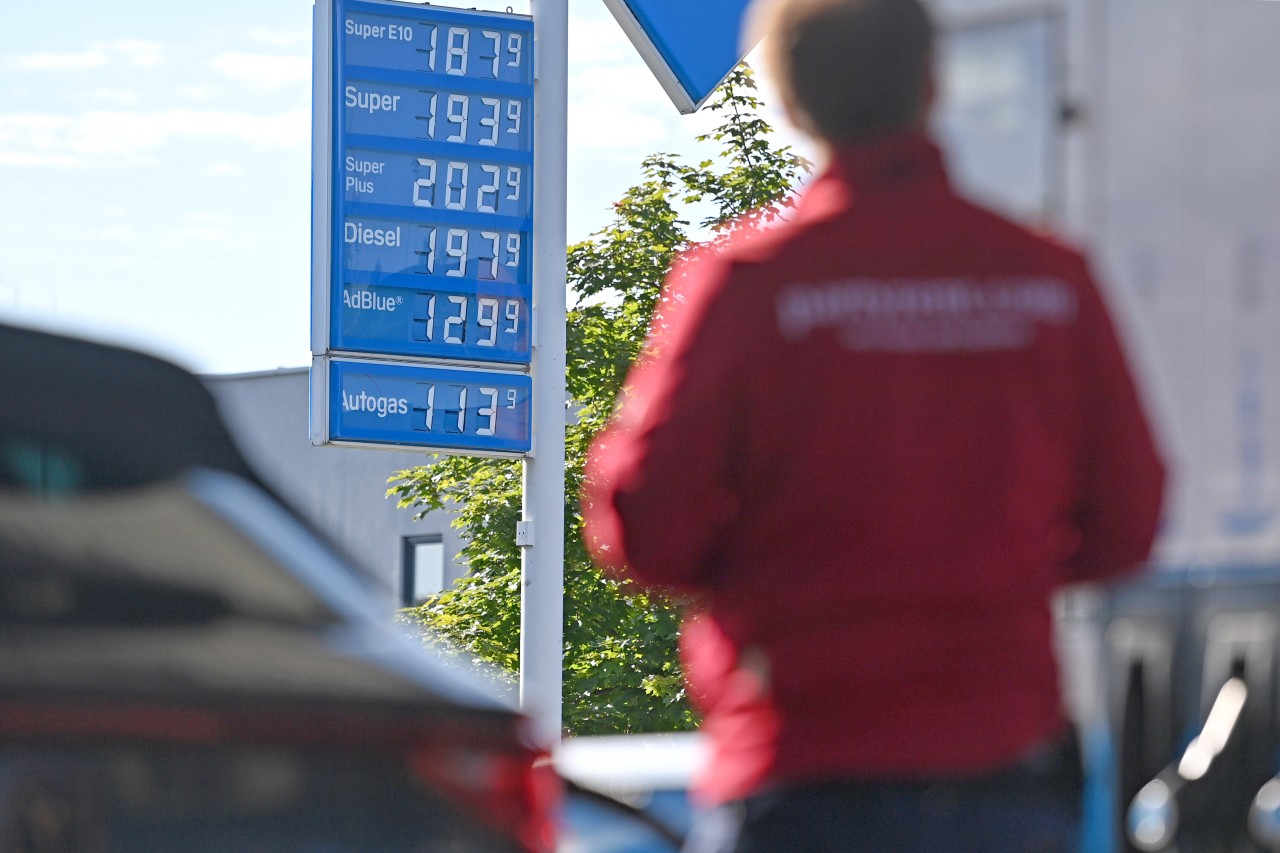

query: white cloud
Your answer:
[0,113,77,163]
[568,64,672,156]
[568,14,635,66]
[0,149,82,169]
[568,97,668,157]
[0,107,309,169]
[95,39,167,68]
[173,213,235,244]
[177,85,225,103]
[246,26,312,50]
[207,161,244,177]
[78,107,311,154]
[95,222,143,244]
[4,40,166,72]
[210,52,311,92]
[90,89,144,106]
[7,51,108,71]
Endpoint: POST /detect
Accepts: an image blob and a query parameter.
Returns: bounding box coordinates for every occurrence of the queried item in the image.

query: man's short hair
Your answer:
[750,0,935,143]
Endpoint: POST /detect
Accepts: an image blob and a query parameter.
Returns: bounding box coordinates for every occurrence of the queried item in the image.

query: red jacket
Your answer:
[582,133,1165,804]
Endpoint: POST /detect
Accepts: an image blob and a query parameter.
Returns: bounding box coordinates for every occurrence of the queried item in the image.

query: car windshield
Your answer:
[0,477,337,629]
[560,787,690,853]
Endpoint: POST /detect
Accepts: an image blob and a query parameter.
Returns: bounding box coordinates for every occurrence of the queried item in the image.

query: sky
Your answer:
[0,0,809,375]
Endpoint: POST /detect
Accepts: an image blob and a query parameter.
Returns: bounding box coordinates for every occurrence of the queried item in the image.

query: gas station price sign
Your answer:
[318,0,534,367]
[311,0,534,456]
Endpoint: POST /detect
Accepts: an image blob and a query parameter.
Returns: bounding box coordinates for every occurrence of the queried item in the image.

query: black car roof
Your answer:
[0,322,262,495]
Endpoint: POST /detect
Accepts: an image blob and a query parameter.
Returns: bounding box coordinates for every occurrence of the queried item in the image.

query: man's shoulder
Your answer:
[698,205,851,283]
[668,213,811,295]
[677,189,1096,293]
[949,193,1092,273]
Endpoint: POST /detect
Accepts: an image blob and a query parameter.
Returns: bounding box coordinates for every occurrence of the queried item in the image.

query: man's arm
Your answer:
[1067,262,1167,581]
[582,252,745,594]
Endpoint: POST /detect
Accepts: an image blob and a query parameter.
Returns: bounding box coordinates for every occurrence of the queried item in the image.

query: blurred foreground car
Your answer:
[556,733,704,853]
[0,323,557,852]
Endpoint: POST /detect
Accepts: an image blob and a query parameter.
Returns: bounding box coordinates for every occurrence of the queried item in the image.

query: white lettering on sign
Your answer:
[345,19,386,40]
[345,157,383,195]
[344,19,414,42]
[345,222,402,247]
[345,156,385,176]
[345,85,401,115]
[343,289,400,312]
[775,277,1078,352]
[342,390,409,418]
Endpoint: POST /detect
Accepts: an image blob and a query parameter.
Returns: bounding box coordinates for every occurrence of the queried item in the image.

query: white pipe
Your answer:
[521,0,568,748]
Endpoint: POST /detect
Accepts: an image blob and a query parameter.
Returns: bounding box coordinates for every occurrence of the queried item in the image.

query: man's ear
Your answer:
[780,93,818,140]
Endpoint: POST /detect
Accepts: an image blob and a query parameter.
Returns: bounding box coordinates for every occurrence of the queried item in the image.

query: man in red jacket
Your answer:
[582,0,1165,850]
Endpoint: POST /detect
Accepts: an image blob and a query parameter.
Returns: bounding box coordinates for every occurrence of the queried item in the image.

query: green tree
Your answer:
[390,66,809,735]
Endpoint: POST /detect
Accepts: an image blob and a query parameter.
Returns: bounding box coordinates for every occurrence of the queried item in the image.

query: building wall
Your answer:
[205,367,465,610]
[932,0,1280,567]
[925,0,1280,740]
[1089,0,1280,567]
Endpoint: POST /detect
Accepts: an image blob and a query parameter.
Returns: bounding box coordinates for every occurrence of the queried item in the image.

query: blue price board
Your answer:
[326,358,532,456]
[323,0,534,367]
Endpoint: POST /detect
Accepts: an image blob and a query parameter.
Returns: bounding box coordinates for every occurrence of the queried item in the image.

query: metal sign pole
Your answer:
[522,0,568,746]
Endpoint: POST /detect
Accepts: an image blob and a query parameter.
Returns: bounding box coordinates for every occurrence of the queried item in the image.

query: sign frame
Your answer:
[602,0,756,114]
[311,0,537,456]
[310,355,532,458]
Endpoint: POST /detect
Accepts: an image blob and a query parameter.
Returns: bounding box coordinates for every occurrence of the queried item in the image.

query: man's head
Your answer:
[749,0,936,144]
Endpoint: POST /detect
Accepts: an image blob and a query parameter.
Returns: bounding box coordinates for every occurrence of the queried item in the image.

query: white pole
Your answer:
[522,0,568,747]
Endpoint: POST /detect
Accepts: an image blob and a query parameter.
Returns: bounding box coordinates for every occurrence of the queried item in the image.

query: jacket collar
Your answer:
[797,131,950,222]
[827,131,949,191]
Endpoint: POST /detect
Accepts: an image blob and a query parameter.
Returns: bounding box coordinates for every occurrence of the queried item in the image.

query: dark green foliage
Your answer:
[390,66,809,735]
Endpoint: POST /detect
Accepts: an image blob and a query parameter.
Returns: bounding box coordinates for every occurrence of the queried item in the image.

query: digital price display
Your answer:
[324,0,534,366]
[326,358,532,456]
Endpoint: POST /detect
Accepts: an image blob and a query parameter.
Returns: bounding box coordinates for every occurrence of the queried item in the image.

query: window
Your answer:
[934,12,1061,223]
[401,535,445,606]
